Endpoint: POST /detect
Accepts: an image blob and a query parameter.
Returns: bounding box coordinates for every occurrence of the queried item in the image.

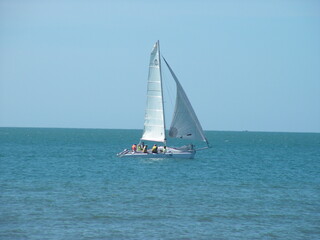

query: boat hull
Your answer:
[117,148,196,159]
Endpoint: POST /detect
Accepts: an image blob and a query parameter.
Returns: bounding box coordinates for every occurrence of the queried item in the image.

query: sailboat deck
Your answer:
[117,147,196,159]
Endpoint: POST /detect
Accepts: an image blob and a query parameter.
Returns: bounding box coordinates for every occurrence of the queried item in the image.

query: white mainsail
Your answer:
[163,58,208,145]
[141,41,166,143]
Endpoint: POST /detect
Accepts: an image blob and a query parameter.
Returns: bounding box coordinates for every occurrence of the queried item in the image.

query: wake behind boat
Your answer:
[117,41,209,159]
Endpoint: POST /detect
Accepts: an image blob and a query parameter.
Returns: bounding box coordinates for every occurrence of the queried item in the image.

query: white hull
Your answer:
[117,147,196,159]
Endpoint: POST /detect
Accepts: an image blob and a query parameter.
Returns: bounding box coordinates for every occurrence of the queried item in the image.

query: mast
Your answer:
[158,41,167,145]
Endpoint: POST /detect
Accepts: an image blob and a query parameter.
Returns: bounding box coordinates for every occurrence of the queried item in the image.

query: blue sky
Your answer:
[1,0,319,132]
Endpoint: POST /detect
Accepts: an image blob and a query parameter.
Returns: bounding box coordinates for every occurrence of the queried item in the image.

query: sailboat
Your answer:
[117,41,210,159]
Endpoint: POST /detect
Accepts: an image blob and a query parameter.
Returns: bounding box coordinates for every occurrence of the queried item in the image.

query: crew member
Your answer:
[143,145,148,153]
[152,144,158,153]
[131,144,137,152]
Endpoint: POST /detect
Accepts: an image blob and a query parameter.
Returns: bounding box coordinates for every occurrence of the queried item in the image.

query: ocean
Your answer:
[1,128,319,240]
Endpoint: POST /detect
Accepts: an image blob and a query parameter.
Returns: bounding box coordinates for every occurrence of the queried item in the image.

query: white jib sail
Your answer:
[163,58,207,143]
[141,41,166,143]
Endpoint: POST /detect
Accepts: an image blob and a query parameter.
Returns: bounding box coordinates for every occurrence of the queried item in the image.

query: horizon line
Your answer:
[0,126,319,134]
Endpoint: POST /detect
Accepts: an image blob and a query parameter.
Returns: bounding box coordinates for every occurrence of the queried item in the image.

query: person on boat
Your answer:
[143,145,148,153]
[163,146,167,153]
[131,144,137,152]
[137,144,142,151]
[152,144,158,153]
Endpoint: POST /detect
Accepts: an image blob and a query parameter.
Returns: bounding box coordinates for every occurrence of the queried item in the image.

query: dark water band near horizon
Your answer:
[1,128,319,239]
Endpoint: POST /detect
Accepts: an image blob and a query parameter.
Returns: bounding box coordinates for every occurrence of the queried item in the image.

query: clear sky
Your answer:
[1,0,319,133]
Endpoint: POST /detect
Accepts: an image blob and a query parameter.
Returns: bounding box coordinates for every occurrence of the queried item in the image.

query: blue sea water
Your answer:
[1,128,319,240]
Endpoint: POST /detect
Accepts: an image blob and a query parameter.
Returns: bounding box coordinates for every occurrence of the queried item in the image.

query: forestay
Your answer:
[141,41,166,143]
[163,58,208,144]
